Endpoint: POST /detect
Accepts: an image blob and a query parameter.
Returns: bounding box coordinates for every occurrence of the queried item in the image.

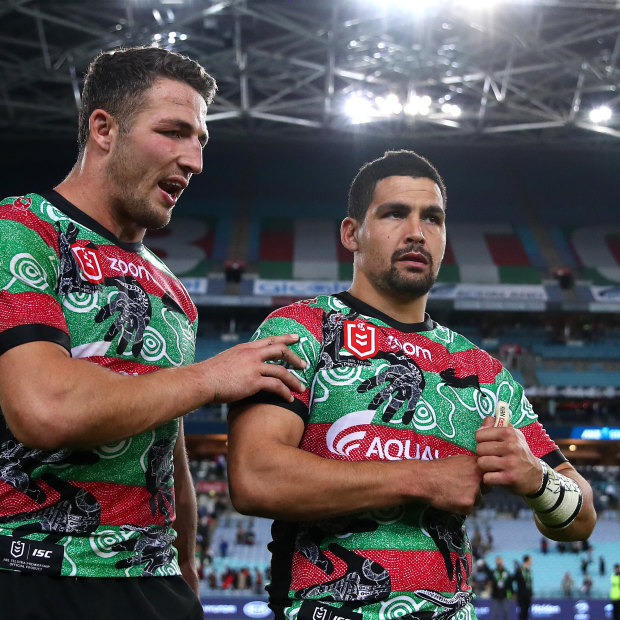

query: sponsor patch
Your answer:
[0,537,63,575]
[71,245,104,284]
[343,321,377,360]
[298,600,363,620]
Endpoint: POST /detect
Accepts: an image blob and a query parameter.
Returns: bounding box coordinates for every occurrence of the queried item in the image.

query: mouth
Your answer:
[158,177,187,206]
[394,249,430,269]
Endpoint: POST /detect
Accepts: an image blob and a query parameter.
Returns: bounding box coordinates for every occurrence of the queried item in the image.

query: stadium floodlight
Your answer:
[404,94,432,116]
[375,93,403,116]
[441,103,461,117]
[367,0,441,8]
[589,105,612,124]
[344,92,376,123]
[454,0,504,7]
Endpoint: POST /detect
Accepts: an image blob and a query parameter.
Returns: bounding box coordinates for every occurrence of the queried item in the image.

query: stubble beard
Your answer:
[378,263,438,299]
[375,248,438,300]
[105,139,172,232]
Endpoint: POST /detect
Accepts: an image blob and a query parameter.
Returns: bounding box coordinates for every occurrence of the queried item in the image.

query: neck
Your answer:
[348,277,428,324]
[55,161,145,244]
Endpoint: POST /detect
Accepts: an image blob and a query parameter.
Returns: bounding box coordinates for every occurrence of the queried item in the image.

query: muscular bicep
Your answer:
[229,402,305,450]
[0,341,72,443]
[226,403,305,515]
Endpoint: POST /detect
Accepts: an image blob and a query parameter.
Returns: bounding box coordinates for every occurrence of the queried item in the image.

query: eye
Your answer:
[423,212,444,225]
[160,129,183,139]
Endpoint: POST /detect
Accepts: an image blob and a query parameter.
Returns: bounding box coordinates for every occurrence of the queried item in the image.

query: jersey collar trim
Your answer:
[39,190,144,253]
[335,291,435,333]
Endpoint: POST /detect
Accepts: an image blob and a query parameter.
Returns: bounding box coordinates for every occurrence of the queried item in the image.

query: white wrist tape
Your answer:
[524,461,582,529]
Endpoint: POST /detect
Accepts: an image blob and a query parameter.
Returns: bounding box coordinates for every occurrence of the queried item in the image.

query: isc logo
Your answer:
[32,548,53,559]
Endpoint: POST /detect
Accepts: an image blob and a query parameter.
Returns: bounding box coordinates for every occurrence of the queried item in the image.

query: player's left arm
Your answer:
[476,416,596,542]
[172,420,200,597]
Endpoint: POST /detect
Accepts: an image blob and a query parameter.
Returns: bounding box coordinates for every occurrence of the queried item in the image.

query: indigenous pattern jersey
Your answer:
[0,192,198,578]
[251,292,566,620]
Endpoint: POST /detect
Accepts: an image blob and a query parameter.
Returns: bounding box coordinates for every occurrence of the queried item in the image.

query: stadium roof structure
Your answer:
[3,0,620,148]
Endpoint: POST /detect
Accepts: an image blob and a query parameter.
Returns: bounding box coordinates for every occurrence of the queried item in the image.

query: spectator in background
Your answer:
[611,564,620,620]
[254,568,264,594]
[219,538,229,558]
[581,573,593,596]
[600,555,607,577]
[473,558,492,598]
[490,556,512,620]
[512,555,533,620]
[562,572,574,598]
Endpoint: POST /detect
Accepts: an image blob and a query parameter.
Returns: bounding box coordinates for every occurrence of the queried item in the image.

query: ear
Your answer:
[341,217,360,252]
[89,109,117,153]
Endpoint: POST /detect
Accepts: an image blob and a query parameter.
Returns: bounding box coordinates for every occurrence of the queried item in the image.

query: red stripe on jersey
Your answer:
[520,421,560,459]
[290,549,472,593]
[0,201,60,253]
[266,303,324,343]
[0,291,67,333]
[300,422,474,461]
[69,242,197,321]
[0,479,173,527]
[81,481,175,526]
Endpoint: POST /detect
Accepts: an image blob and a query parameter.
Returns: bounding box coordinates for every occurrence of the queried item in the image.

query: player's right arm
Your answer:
[0,199,306,450]
[0,335,306,450]
[227,400,484,521]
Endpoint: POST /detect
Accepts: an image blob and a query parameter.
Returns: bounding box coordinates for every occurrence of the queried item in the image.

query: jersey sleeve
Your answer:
[492,364,567,467]
[0,199,69,355]
[244,301,324,423]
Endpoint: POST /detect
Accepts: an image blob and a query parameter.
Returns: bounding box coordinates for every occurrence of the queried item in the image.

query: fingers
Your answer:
[254,334,307,370]
[259,375,300,403]
[480,416,495,429]
[261,362,306,399]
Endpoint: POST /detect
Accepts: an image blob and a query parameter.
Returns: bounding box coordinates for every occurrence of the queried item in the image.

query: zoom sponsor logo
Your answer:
[107,257,152,282]
[326,410,439,460]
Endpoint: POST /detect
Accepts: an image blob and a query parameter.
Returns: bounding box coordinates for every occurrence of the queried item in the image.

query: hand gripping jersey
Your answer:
[251,292,566,620]
[0,192,197,578]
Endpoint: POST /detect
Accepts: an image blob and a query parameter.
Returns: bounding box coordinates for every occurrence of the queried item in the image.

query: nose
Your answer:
[404,215,425,244]
[179,138,204,175]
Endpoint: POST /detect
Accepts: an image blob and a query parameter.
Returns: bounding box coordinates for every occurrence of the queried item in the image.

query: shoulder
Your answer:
[265,294,337,322]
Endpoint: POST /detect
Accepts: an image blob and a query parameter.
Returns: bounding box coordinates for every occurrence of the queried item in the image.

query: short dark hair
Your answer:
[347,150,447,221]
[78,46,217,151]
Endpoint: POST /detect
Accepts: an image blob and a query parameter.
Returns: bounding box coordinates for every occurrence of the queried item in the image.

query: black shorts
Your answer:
[0,571,204,620]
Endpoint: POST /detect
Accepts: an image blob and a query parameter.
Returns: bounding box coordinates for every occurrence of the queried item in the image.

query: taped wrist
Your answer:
[524,461,583,529]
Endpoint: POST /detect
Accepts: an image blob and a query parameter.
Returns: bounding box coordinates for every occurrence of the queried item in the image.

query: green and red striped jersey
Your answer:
[0,192,197,578]
[251,292,564,620]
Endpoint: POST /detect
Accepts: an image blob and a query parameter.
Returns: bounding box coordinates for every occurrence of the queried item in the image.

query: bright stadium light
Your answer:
[404,94,432,116]
[441,103,461,117]
[367,0,441,8]
[589,105,612,124]
[344,92,376,123]
[375,93,403,116]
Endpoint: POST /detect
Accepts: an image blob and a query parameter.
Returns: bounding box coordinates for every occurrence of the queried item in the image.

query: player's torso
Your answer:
[0,193,197,577]
[271,295,503,620]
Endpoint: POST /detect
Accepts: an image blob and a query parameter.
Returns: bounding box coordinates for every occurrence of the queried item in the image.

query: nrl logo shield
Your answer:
[343,320,378,360]
[71,245,104,284]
